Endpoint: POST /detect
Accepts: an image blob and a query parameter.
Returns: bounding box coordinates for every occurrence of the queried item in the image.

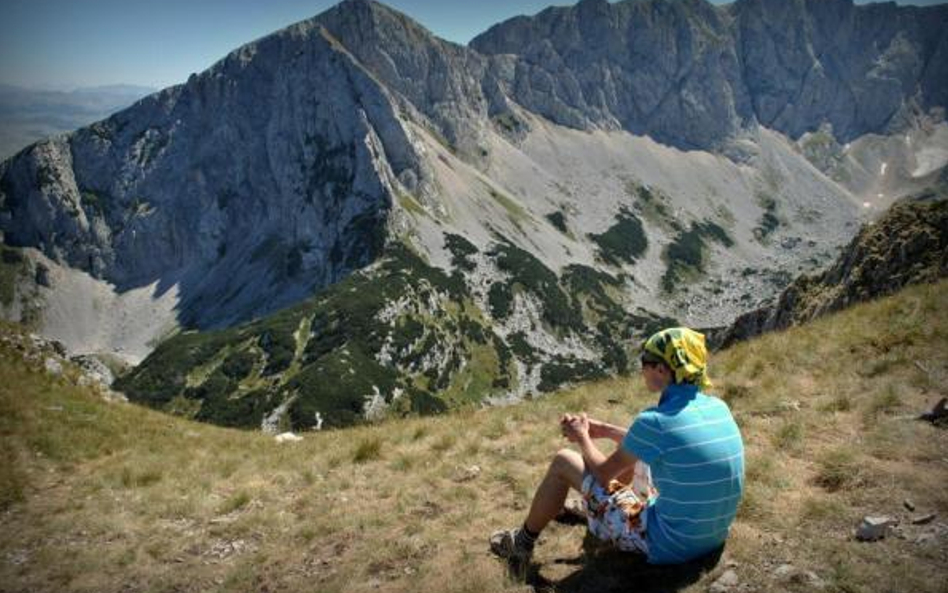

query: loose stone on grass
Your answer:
[911,513,936,525]
[773,564,827,589]
[709,568,739,593]
[856,516,896,541]
[454,464,481,482]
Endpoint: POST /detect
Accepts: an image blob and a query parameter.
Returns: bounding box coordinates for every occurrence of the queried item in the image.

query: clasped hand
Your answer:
[560,412,591,442]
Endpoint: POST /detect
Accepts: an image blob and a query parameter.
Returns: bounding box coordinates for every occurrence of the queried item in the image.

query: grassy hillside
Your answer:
[2,280,947,593]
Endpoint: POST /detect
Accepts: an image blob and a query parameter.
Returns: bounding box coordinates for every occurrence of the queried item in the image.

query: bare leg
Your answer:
[524,448,585,533]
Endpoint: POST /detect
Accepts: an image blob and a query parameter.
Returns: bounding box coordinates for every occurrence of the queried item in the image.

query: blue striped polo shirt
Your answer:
[621,383,744,564]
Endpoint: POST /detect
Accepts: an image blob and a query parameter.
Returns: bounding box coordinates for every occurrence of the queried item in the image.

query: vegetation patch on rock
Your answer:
[662,220,734,292]
[588,207,648,267]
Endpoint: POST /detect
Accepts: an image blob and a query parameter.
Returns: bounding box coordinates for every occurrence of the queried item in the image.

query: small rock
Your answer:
[274,432,303,443]
[44,357,63,376]
[856,516,896,541]
[801,570,826,590]
[903,499,916,512]
[70,354,115,386]
[914,532,936,545]
[709,569,739,593]
[911,513,937,525]
[101,389,127,403]
[773,564,825,589]
[777,400,801,412]
[50,340,67,357]
[5,550,29,565]
[773,564,796,578]
[918,397,948,423]
[455,464,481,482]
[35,263,51,287]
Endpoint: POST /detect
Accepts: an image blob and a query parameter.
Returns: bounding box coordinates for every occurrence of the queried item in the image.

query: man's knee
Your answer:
[551,448,583,478]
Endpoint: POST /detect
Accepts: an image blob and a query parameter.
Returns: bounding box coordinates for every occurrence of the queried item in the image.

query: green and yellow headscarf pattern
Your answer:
[641,327,712,391]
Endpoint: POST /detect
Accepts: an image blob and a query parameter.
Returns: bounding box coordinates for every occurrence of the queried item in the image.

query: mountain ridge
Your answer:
[1,0,946,428]
[470,0,948,148]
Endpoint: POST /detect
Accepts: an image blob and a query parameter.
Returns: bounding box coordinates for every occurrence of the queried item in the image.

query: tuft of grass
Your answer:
[771,419,804,452]
[119,466,163,489]
[217,491,251,515]
[799,495,848,524]
[813,448,860,492]
[430,433,456,453]
[819,394,852,412]
[389,454,415,471]
[744,454,784,489]
[864,384,901,420]
[721,382,751,404]
[484,416,509,439]
[352,436,383,463]
[0,449,26,510]
[736,482,770,522]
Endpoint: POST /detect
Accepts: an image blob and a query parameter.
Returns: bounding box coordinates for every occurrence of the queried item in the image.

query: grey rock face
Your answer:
[1,13,422,329]
[472,0,948,148]
[735,0,947,141]
[314,0,494,157]
[0,0,945,340]
[472,0,751,149]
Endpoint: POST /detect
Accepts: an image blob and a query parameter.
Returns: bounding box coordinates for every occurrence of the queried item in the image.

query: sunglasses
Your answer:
[639,355,664,369]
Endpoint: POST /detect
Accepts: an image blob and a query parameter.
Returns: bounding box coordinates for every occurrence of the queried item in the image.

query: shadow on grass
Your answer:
[526,533,724,593]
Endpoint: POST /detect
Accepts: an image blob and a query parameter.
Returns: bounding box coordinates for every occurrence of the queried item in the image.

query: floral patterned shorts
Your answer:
[581,461,656,554]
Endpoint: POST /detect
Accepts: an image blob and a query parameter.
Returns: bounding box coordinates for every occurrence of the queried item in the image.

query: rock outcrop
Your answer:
[471,0,948,149]
[714,196,948,349]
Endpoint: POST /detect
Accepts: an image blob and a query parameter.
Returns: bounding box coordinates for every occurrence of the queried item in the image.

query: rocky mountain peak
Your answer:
[313,0,491,155]
[1,0,946,429]
[472,0,948,148]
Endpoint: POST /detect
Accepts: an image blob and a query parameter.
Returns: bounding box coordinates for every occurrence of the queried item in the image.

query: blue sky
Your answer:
[1,0,944,91]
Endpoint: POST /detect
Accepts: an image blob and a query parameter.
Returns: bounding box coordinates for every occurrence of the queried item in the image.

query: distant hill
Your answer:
[0,83,155,160]
[2,278,946,592]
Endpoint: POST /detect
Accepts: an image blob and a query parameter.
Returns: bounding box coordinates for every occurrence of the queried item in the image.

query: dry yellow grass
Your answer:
[2,280,947,593]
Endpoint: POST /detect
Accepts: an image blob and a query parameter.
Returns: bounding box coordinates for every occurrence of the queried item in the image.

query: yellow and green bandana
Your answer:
[641,327,712,390]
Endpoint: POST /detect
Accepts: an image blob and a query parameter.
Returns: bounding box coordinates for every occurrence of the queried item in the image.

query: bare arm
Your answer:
[560,414,626,443]
[564,413,638,485]
[588,419,627,443]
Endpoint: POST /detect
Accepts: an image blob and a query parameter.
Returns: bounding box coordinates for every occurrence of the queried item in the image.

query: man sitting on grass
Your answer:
[490,327,744,568]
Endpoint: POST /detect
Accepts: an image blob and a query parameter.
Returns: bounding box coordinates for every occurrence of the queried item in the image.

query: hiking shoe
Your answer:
[489,528,533,561]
